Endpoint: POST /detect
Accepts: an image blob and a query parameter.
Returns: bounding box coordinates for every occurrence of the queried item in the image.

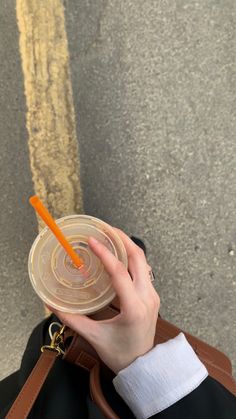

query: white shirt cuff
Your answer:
[113,333,208,419]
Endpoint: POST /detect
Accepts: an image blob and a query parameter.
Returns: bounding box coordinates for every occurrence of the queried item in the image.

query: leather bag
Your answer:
[6,300,236,419]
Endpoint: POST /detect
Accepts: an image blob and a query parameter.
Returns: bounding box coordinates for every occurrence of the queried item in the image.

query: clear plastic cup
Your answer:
[28,215,127,314]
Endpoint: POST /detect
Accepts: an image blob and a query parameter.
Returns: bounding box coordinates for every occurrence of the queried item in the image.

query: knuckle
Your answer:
[153,298,160,311]
[114,260,127,276]
[128,297,159,325]
[145,292,160,313]
[152,293,160,309]
[136,247,145,259]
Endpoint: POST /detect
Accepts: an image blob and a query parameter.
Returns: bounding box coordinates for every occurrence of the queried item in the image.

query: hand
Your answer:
[48,228,160,374]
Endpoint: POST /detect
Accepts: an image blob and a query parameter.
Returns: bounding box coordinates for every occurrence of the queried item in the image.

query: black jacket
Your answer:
[1,315,235,419]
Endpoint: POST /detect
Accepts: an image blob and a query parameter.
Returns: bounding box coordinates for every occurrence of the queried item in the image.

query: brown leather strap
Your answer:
[90,363,119,419]
[7,304,236,419]
[6,349,58,419]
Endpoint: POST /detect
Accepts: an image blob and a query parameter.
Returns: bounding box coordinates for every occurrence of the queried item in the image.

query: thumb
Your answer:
[46,305,98,344]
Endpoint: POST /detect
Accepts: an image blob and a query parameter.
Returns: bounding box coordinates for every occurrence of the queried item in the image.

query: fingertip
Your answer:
[88,236,99,246]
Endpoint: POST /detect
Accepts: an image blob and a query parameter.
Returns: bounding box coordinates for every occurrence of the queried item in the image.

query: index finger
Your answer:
[88,237,135,310]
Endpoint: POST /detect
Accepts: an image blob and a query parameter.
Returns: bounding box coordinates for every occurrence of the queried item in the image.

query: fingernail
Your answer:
[89,237,98,245]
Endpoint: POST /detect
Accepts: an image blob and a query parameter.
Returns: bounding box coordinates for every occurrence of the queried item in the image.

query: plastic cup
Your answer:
[28,215,128,315]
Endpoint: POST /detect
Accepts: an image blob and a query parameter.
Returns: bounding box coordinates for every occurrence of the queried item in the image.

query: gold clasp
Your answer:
[41,324,66,356]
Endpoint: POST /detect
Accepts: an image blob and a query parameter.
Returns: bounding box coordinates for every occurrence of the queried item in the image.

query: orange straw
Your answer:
[29,195,84,268]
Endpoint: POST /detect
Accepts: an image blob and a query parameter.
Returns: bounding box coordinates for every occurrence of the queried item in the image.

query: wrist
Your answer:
[113,346,154,374]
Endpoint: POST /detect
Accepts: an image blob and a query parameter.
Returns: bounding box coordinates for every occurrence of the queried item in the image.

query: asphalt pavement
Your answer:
[0,0,236,380]
[65,0,236,371]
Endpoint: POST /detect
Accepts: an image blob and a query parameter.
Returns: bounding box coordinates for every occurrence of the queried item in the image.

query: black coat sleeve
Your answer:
[1,315,235,419]
[150,376,236,419]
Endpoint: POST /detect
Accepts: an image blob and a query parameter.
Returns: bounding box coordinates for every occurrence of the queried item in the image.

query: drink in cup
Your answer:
[28,215,128,315]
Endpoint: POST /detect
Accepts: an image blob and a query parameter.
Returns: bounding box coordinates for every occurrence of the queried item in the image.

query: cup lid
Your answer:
[28,215,127,314]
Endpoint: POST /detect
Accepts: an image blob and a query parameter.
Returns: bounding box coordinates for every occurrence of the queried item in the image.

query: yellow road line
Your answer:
[16,0,84,231]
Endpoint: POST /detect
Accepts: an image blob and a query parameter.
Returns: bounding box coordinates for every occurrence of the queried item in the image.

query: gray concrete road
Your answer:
[0,0,236,382]
[65,0,236,371]
[0,0,44,379]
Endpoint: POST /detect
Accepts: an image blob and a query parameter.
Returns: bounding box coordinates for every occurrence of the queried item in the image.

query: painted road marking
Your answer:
[16,0,84,231]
